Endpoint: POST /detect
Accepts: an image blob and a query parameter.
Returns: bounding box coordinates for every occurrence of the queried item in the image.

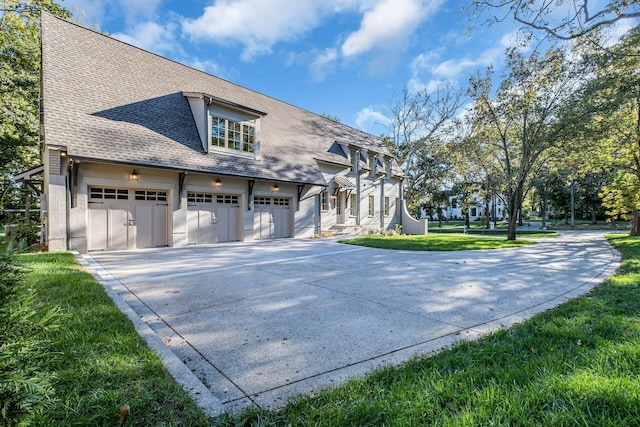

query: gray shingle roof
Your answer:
[40,13,397,186]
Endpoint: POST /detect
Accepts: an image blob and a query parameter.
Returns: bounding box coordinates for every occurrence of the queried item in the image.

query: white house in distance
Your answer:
[441,194,507,221]
[37,13,424,252]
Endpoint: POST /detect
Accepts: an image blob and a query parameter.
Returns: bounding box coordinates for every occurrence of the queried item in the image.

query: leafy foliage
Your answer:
[0,0,71,176]
[588,26,640,234]
[0,0,71,222]
[5,223,40,251]
[0,251,60,425]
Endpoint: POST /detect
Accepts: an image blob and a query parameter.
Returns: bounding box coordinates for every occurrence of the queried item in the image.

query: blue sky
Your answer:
[58,0,630,137]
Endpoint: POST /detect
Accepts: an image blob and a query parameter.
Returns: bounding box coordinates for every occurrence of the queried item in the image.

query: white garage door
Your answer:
[187,193,241,244]
[255,196,292,239]
[88,187,169,251]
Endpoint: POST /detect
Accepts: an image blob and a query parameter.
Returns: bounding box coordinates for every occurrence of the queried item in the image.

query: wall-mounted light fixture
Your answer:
[213,177,222,188]
[129,169,139,181]
[272,183,280,193]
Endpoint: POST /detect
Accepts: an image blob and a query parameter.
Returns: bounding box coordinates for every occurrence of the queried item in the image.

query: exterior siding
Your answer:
[39,14,407,251]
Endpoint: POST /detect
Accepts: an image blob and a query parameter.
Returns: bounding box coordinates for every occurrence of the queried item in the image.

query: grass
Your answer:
[17,252,211,426]
[215,234,640,426]
[548,220,630,231]
[429,221,559,238]
[430,229,559,238]
[340,233,536,251]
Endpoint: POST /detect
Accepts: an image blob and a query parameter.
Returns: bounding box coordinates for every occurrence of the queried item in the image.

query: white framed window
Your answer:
[211,116,255,153]
[368,195,375,217]
[349,194,356,217]
[321,191,329,211]
[384,197,390,217]
[336,196,342,215]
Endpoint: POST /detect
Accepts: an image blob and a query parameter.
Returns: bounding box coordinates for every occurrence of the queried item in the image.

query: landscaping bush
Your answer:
[5,223,41,252]
[0,251,61,425]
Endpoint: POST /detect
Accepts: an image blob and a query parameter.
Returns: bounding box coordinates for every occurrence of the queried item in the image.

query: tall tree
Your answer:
[590,26,640,234]
[469,0,640,40]
[468,46,593,239]
[385,83,465,214]
[0,0,71,211]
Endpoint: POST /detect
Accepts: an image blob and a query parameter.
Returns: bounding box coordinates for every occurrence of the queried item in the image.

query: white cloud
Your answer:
[603,20,636,47]
[407,77,453,94]
[64,0,107,25]
[185,58,223,76]
[116,0,164,24]
[341,0,439,58]
[182,0,332,61]
[415,31,522,81]
[309,48,339,82]
[112,21,179,55]
[181,0,443,64]
[355,106,391,129]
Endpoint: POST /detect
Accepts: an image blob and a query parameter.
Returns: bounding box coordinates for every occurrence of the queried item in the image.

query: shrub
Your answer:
[0,252,60,425]
[5,223,41,252]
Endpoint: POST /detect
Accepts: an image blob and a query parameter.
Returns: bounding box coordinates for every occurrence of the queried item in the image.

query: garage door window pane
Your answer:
[90,188,103,199]
[90,187,129,200]
[188,193,213,203]
[217,195,239,204]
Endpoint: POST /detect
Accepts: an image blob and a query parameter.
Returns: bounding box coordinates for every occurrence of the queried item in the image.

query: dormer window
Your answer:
[183,92,265,159]
[211,116,255,153]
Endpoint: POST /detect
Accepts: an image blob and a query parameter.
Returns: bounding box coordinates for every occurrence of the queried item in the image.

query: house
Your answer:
[441,193,506,221]
[38,13,423,253]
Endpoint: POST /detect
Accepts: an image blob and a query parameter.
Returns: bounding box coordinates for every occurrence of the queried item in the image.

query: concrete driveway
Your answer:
[80,232,619,415]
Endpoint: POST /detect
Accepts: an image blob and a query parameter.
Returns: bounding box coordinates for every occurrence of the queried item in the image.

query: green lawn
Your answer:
[340,233,536,251]
[18,252,210,426]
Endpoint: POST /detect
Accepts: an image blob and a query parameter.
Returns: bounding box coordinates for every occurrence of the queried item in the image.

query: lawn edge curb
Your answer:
[72,251,224,418]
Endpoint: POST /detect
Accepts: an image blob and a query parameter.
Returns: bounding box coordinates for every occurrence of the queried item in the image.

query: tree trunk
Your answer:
[517,206,523,226]
[631,209,640,236]
[540,192,547,229]
[507,194,518,240]
[591,206,597,225]
[485,199,490,229]
[570,181,575,226]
